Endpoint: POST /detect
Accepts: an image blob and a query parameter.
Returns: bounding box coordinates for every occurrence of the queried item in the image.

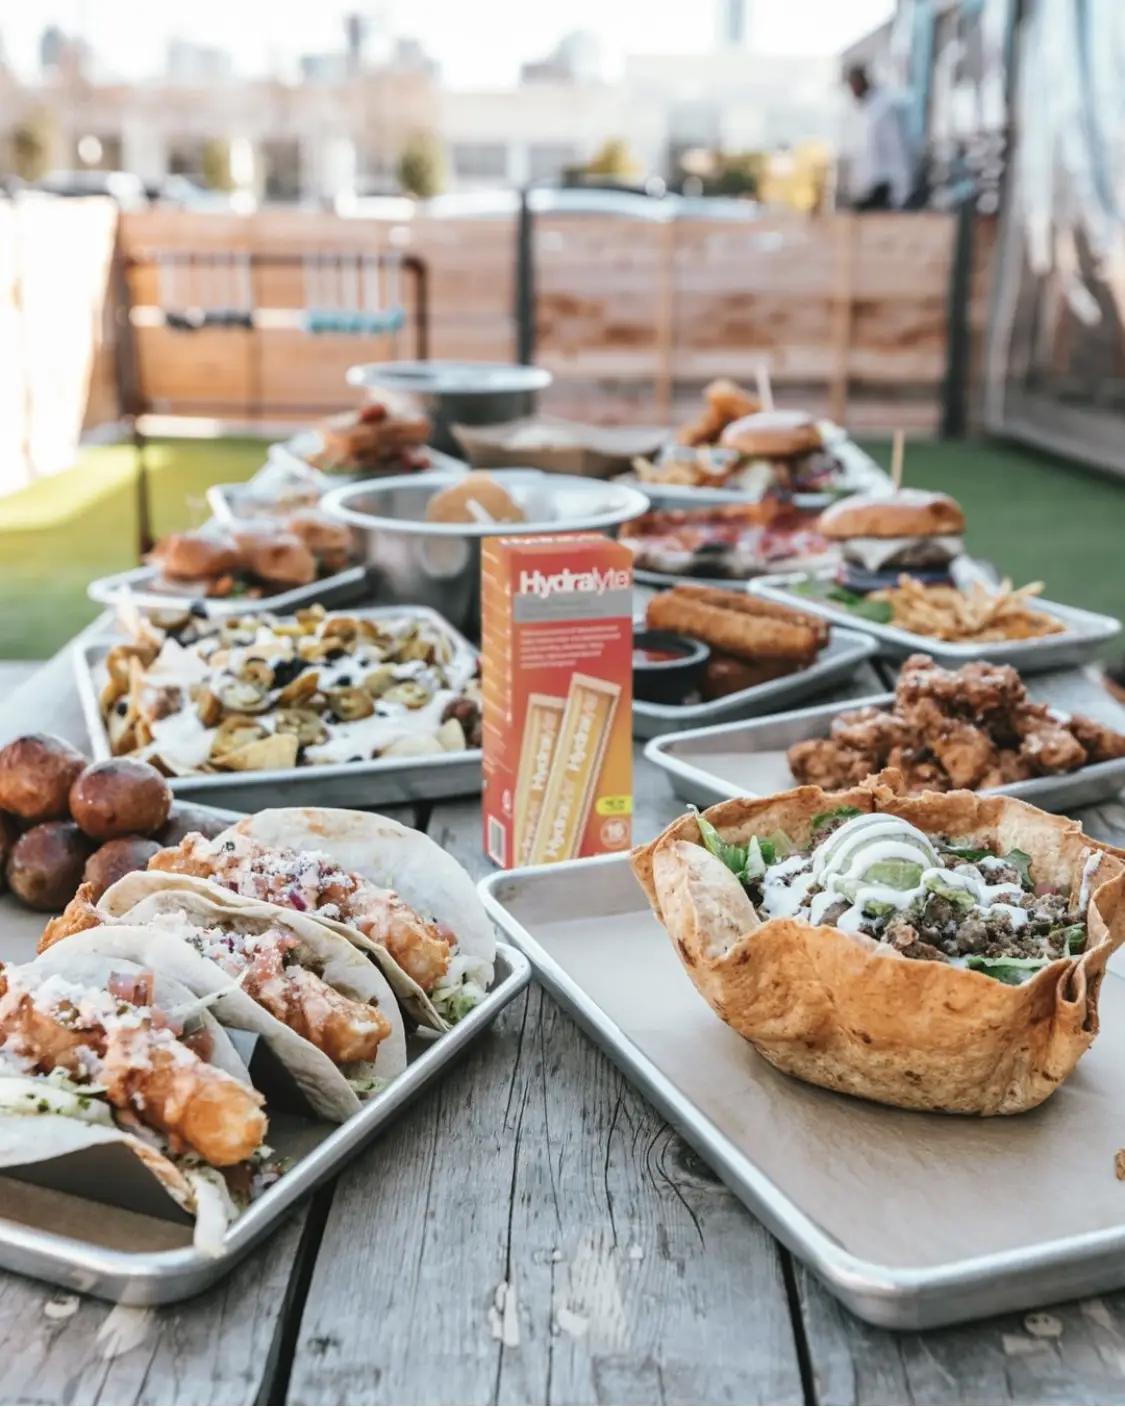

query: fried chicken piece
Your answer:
[788,739,874,789]
[829,707,910,764]
[980,748,1036,788]
[39,883,102,951]
[1068,713,1125,763]
[885,746,949,793]
[895,654,1027,730]
[928,722,997,789]
[1020,726,1087,774]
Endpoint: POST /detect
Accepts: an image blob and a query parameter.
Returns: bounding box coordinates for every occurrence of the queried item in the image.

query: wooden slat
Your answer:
[289,758,809,1406]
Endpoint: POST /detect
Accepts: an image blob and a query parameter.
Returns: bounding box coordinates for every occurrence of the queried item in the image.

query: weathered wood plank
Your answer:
[797,1270,1125,1406]
[0,1211,312,1407]
[289,756,806,1405]
[0,637,420,1405]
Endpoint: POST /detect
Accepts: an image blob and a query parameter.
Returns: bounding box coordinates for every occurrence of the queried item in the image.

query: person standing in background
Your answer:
[844,62,918,210]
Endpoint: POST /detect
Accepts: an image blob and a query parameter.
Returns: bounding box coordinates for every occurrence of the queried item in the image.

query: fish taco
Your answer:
[143,807,497,1030]
[40,870,409,1121]
[0,948,279,1251]
[632,771,1125,1114]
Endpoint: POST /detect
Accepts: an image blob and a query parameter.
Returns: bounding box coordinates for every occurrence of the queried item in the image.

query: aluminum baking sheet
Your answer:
[632,626,878,740]
[644,690,1125,813]
[751,570,1123,673]
[480,854,1125,1330]
[207,444,467,522]
[73,604,482,810]
[0,898,529,1305]
[87,563,370,619]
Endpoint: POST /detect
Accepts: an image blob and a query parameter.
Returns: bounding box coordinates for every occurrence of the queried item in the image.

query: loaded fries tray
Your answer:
[645,692,1125,813]
[0,858,529,1305]
[73,604,483,810]
[750,571,1122,673]
[479,854,1125,1330]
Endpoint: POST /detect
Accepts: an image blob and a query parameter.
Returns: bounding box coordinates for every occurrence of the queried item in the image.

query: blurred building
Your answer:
[520,31,603,85]
[715,0,754,49]
[166,39,233,84]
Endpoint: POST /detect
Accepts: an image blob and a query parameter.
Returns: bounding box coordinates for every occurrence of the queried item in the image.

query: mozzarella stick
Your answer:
[645,591,822,662]
[668,583,830,644]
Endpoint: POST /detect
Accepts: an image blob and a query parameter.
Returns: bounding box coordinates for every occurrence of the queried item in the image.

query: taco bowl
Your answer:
[632,771,1125,1115]
[39,870,409,1121]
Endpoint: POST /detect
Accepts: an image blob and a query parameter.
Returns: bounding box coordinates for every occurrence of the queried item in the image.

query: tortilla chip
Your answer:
[631,778,1125,1116]
[214,732,300,773]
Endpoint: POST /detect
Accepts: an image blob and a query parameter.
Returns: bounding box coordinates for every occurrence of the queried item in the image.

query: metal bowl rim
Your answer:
[346,360,553,395]
[320,471,649,537]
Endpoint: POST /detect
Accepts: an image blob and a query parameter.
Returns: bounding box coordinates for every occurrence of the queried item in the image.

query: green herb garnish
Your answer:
[693,810,791,884]
[944,844,993,863]
[825,586,894,623]
[963,955,1049,986]
[1004,849,1034,888]
[811,805,863,834]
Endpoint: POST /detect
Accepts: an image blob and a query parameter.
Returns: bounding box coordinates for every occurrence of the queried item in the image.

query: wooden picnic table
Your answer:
[4,622,1125,1406]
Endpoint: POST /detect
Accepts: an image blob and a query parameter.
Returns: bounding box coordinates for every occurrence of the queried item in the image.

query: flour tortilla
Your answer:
[49,872,409,1121]
[222,807,497,1031]
[0,950,250,1252]
[632,774,1125,1115]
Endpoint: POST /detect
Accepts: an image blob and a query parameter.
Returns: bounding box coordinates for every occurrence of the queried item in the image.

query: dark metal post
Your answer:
[515,185,535,364]
[403,255,429,361]
[940,194,975,439]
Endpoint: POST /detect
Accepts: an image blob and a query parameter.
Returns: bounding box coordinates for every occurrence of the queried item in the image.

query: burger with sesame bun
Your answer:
[717,410,842,493]
[817,489,966,593]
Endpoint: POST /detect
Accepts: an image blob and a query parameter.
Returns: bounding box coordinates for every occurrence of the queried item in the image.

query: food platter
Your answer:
[72,604,484,810]
[480,853,1125,1330]
[206,444,467,523]
[750,570,1123,671]
[632,627,878,739]
[644,691,1125,812]
[0,889,529,1304]
[624,429,893,513]
[87,563,370,619]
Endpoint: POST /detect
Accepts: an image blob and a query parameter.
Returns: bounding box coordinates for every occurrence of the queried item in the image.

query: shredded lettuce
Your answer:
[1004,849,1034,888]
[963,955,1049,986]
[693,809,793,884]
[825,586,894,623]
[695,812,751,877]
[922,874,977,912]
[811,806,863,833]
[943,844,993,863]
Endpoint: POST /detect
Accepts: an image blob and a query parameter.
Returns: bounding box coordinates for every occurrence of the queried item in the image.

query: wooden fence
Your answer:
[3,201,995,494]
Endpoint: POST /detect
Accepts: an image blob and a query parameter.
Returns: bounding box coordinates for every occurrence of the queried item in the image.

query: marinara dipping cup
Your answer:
[632,630,710,705]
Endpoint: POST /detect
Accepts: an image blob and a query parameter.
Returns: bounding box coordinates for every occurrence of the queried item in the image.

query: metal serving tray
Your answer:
[625,429,892,514]
[632,626,878,739]
[87,563,370,619]
[73,604,483,810]
[480,854,1125,1330]
[0,926,529,1305]
[644,690,1125,813]
[207,443,467,522]
[751,570,1123,673]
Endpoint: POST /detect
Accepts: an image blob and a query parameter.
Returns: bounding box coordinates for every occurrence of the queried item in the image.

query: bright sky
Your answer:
[3,0,894,86]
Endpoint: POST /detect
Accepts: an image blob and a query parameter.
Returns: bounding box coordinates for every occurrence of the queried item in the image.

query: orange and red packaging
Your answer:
[481,533,633,868]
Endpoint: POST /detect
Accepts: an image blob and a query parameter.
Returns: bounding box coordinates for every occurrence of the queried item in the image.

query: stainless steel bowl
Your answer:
[321,470,649,637]
[347,361,553,457]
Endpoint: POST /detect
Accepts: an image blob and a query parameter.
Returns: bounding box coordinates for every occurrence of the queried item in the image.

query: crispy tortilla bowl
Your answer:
[631,772,1125,1116]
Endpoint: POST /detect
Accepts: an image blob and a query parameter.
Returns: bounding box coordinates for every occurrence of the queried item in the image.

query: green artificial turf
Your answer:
[859,437,1125,627]
[0,437,270,659]
[0,432,1122,660]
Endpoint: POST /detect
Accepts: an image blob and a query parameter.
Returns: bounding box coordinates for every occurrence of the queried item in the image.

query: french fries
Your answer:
[872,577,1065,643]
